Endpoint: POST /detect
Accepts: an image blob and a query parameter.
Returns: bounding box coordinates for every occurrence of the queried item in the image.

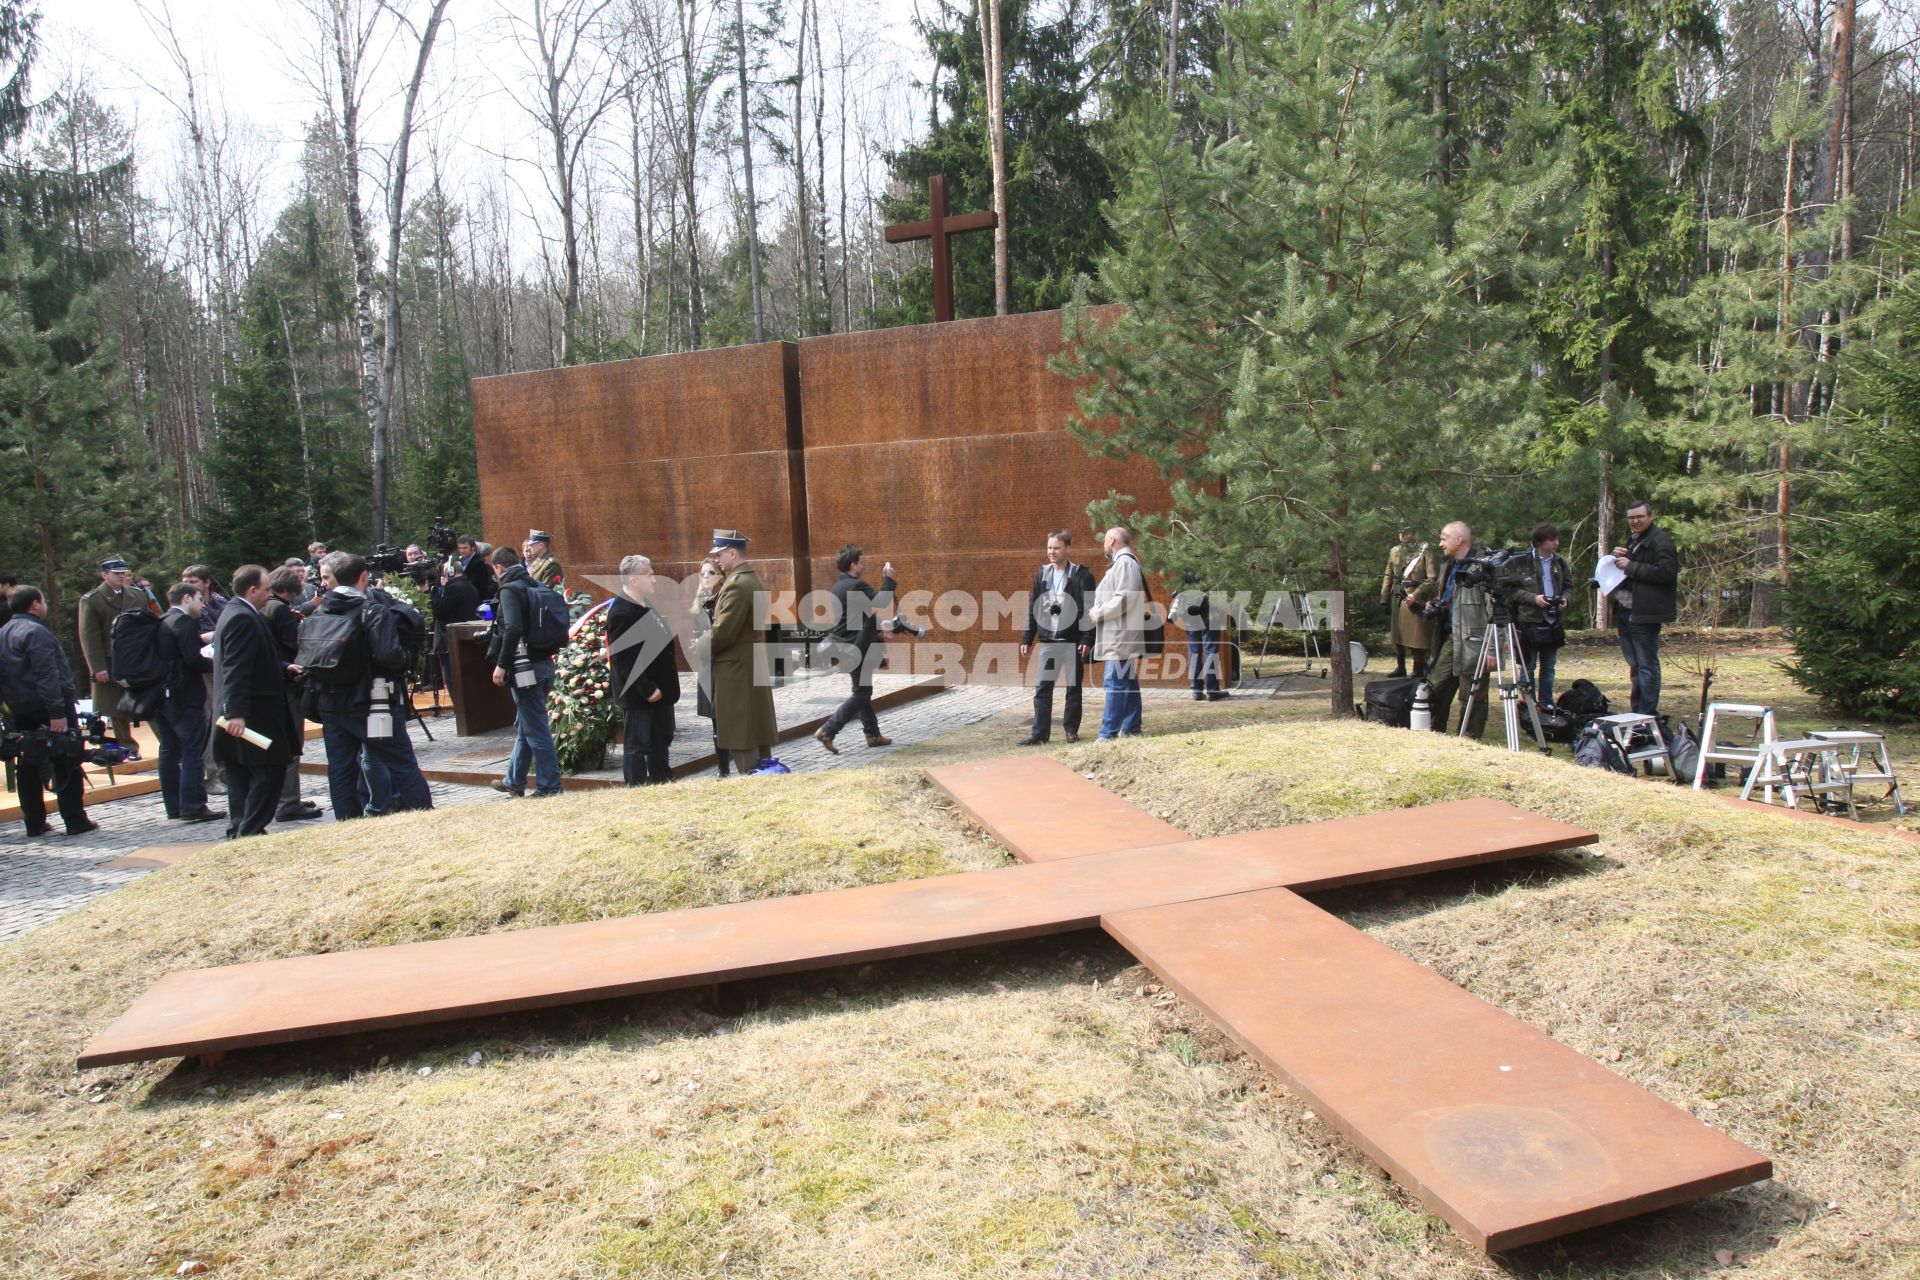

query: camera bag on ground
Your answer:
[1523,700,1579,743]
[108,608,170,719]
[1667,719,1702,783]
[520,582,571,660]
[296,608,370,686]
[1556,678,1610,721]
[1571,722,1633,774]
[1363,675,1423,727]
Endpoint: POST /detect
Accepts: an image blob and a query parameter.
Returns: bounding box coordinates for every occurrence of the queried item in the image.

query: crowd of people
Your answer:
[0,517,1223,836]
[1380,501,1680,734]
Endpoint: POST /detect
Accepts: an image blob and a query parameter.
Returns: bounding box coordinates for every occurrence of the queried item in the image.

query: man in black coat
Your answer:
[814,543,895,754]
[1017,530,1097,745]
[1608,500,1681,715]
[213,565,295,838]
[606,555,681,785]
[0,585,96,837]
[154,582,224,823]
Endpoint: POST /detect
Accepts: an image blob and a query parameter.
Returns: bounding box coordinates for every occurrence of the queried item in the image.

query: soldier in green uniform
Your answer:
[524,530,565,592]
[1393,535,1438,678]
[1379,528,1434,677]
[77,556,160,749]
[692,529,779,774]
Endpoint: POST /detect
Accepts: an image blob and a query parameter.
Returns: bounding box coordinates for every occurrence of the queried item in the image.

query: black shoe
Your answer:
[1064,730,1080,743]
[65,819,101,836]
[1192,691,1206,701]
[1207,691,1231,701]
[1015,735,1047,746]
[491,781,524,798]
[22,824,51,838]
[275,804,318,822]
[181,808,226,824]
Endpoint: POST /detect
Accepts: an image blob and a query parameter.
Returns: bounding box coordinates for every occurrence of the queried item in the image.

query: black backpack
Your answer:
[1571,723,1633,774]
[517,582,571,660]
[1523,701,1580,744]
[1363,676,1423,727]
[1556,678,1610,720]
[383,593,427,664]
[109,608,169,692]
[296,607,370,687]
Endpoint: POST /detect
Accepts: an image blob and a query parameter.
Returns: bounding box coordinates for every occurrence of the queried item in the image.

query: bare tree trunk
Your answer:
[979,0,1010,315]
[1166,0,1180,103]
[811,0,830,326]
[323,0,389,539]
[370,0,452,542]
[734,0,764,340]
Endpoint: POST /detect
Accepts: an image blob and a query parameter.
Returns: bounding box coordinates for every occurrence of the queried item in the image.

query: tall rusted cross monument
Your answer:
[883,173,999,322]
[80,760,1769,1253]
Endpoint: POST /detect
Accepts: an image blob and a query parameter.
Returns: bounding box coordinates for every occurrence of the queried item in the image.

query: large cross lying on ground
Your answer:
[79,759,1769,1253]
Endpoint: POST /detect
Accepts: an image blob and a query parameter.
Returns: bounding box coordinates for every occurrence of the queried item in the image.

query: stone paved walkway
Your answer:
[1,672,1265,947]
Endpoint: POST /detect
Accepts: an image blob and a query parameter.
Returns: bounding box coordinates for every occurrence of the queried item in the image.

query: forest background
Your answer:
[3,0,1918,716]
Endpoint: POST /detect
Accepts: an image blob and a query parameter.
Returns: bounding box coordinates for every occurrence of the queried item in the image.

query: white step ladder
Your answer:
[1806,730,1907,816]
[1740,739,1857,818]
[1694,703,1780,795]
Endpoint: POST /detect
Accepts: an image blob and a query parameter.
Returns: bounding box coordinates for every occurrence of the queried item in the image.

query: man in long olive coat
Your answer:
[694,529,778,773]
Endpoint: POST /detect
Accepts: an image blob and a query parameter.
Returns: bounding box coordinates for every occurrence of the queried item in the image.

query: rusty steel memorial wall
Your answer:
[472,308,1187,682]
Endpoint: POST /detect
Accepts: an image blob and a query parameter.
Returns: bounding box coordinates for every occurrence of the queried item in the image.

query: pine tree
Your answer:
[0,0,157,658]
[1782,217,1920,721]
[1060,0,1559,716]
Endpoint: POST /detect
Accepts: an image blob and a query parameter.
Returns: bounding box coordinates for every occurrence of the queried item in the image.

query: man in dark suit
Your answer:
[606,554,682,784]
[154,582,224,823]
[213,565,295,838]
[1017,529,1097,745]
[1608,499,1681,715]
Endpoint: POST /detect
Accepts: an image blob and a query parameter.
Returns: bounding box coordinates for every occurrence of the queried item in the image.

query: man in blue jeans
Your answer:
[487,546,564,797]
[1088,526,1148,739]
[1607,500,1679,715]
[303,553,435,819]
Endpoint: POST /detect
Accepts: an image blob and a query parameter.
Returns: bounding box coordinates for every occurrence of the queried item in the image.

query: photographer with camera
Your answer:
[1420,521,1495,740]
[486,546,566,797]
[813,544,896,756]
[0,585,98,837]
[301,553,434,820]
[1514,523,1572,708]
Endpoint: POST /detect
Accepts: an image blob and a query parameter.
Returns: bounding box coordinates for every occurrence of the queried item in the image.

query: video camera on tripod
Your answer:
[0,711,133,771]
[1450,548,1559,753]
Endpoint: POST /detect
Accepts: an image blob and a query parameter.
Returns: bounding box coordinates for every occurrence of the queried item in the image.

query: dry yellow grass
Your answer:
[2,719,1917,1279]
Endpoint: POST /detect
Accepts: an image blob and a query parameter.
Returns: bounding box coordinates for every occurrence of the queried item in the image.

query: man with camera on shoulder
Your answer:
[1514,523,1572,709]
[1421,521,1494,740]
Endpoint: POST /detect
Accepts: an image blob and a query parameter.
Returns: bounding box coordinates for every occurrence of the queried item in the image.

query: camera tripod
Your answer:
[1456,597,1550,754]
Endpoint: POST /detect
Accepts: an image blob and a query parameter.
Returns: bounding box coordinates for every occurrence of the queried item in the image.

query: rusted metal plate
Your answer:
[926,758,1595,883]
[77,799,1591,1069]
[927,757,1190,862]
[1104,888,1772,1252]
[471,341,811,602]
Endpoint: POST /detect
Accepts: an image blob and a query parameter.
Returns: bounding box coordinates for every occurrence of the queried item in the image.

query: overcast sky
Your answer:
[40,0,939,263]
